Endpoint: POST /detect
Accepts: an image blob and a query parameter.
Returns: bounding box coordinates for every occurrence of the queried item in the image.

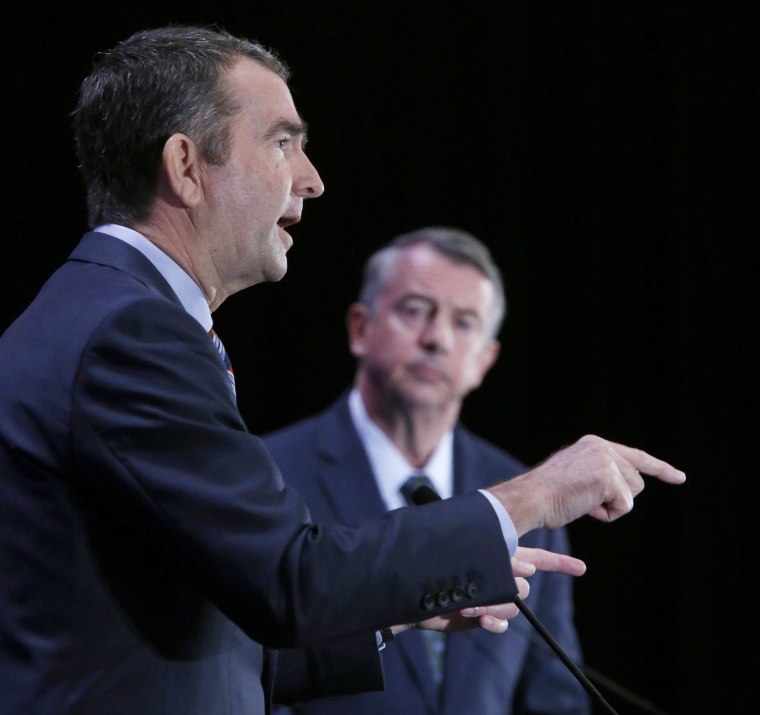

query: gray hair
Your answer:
[358,226,507,337]
[72,25,289,228]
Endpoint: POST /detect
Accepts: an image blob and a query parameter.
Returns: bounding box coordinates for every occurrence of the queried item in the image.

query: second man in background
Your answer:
[267,227,590,715]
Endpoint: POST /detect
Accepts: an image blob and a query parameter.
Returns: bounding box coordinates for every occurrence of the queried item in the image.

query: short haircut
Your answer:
[358,226,507,337]
[72,25,288,228]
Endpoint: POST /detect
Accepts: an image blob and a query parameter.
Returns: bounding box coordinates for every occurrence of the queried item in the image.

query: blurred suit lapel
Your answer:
[312,397,386,525]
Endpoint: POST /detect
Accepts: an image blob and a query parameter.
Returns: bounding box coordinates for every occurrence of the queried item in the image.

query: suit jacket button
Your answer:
[421,593,436,611]
[466,582,479,599]
[436,591,450,608]
[450,587,465,603]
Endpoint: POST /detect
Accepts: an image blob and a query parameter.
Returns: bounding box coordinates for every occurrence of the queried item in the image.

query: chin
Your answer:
[264,259,288,283]
[396,388,449,412]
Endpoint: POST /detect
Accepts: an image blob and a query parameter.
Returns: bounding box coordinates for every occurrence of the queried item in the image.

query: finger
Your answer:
[589,503,616,522]
[516,576,530,600]
[588,480,633,522]
[510,557,537,578]
[515,547,587,576]
[462,602,520,621]
[608,441,686,484]
[478,614,509,634]
[593,457,636,520]
[610,451,646,497]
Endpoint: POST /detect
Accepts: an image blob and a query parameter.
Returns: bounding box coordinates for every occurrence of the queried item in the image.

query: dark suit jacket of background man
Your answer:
[265,395,589,715]
[0,232,518,714]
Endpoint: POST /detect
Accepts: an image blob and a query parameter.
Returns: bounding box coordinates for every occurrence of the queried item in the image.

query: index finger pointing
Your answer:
[609,442,686,484]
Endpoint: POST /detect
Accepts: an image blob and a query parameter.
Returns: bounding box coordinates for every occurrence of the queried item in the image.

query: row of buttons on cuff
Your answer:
[420,581,480,611]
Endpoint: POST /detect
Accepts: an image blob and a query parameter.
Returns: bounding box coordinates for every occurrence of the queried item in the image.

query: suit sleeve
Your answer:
[70,298,517,649]
[272,631,384,705]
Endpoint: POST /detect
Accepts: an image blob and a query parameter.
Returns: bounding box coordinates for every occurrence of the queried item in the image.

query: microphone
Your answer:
[407,482,620,715]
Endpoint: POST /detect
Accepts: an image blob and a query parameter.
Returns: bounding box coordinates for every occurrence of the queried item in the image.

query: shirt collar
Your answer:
[348,388,453,510]
[94,224,212,332]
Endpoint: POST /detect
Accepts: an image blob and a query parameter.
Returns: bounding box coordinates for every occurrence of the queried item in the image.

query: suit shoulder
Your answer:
[457,426,527,476]
[26,257,185,337]
[262,398,353,482]
[263,414,322,462]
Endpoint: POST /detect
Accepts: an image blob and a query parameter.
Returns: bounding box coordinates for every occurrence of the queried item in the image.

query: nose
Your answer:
[293,152,325,198]
[419,313,453,353]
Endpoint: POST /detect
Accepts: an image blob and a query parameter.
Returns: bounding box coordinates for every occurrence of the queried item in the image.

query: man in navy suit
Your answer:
[0,25,685,715]
[266,227,590,714]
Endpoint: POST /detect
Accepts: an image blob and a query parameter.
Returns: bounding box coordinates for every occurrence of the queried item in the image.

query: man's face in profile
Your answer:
[198,58,324,293]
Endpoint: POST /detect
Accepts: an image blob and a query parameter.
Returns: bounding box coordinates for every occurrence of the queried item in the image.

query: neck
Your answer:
[134,207,227,311]
[356,375,460,469]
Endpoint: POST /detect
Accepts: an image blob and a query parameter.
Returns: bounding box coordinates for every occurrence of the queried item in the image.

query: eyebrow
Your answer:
[263,118,309,145]
[395,293,435,307]
[396,294,483,322]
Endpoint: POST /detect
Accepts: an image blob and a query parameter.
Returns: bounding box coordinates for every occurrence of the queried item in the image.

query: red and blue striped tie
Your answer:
[208,328,236,399]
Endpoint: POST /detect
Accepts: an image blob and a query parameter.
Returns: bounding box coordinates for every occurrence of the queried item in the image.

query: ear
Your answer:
[347,303,372,358]
[161,133,204,208]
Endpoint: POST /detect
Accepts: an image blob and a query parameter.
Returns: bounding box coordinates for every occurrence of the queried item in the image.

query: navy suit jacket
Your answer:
[0,233,518,714]
[265,396,590,715]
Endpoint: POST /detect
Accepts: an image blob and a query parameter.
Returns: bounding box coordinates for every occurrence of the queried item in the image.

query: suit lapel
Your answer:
[452,427,484,495]
[312,396,387,525]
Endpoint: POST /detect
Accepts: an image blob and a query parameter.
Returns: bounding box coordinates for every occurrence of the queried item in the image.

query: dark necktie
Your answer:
[208,328,236,399]
[400,473,446,694]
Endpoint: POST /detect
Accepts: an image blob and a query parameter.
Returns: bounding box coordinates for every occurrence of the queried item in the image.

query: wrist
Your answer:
[487,473,543,536]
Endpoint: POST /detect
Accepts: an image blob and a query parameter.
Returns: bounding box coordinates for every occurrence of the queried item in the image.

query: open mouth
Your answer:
[276,215,300,248]
[277,213,300,230]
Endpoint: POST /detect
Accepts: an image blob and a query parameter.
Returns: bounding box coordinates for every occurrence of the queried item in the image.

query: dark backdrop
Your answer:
[2,3,756,713]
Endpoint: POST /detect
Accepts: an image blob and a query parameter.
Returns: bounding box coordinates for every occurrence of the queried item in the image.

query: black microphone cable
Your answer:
[513,595,618,714]
[409,483,622,715]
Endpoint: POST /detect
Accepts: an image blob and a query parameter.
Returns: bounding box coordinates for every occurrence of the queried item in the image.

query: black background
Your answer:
[2,3,756,713]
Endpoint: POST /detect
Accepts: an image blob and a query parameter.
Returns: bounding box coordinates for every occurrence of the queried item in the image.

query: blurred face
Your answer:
[349,244,500,413]
[200,58,324,291]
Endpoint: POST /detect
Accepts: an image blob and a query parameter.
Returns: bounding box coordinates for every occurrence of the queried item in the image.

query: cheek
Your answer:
[266,156,292,193]
[384,329,420,363]
[457,351,488,389]
[250,173,283,211]
[240,155,288,207]
[372,338,406,368]
[365,333,412,372]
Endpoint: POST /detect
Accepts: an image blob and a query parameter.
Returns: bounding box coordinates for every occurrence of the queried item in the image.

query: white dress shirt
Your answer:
[348,388,517,556]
